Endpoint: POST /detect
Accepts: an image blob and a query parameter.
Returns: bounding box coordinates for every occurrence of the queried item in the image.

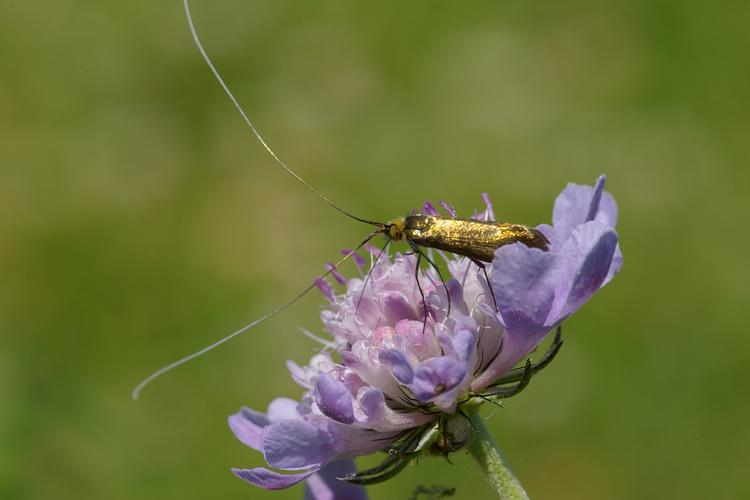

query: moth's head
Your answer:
[382,217,406,241]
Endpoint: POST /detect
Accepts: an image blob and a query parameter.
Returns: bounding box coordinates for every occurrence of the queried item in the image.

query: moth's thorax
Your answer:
[403,215,435,237]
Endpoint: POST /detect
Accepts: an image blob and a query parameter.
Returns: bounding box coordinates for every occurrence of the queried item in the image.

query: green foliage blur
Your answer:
[2,1,748,499]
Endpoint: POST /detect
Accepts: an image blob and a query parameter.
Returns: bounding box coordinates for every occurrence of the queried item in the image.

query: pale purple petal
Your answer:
[451,328,476,363]
[263,420,335,469]
[411,357,466,403]
[547,221,618,324]
[304,460,368,500]
[379,349,414,384]
[585,175,606,222]
[327,263,347,285]
[605,244,623,285]
[423,202,440,217]
[228,407,269,450]
[316,277,335,302]
[287,360,309,388]
[316,374,355,424]
[357,387,385,417]
[268,397,303,422]
[446,279,469,316]
[553,182,600,242]
[232,466,319,490]
[481,192,495,221]
[596,191,618,228]
[490,243,559,334]
[341,249,366,269]
[439,200,457,218]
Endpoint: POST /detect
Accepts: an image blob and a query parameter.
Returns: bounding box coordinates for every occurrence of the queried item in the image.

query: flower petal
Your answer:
[381,291,419,324]
[315,374,355,424]
[481,192,495,220]
[605,243,623,285]
[451,328,476,363]
[423,201,440,217]
[585,175,606,222]
[268,397,303,422]
[341,248,366,269]
[595,190,618,228]
[263,420,335,469]
[228,407,269,450]
[547,221,618,324]
[439,200,457,218]
[411,357,466,403]
[490,243,559,334]
[304,460,368,500]
[232,466,319,490]
[315,277,335,302]
[378,349,414,384]
[552,176,608,243]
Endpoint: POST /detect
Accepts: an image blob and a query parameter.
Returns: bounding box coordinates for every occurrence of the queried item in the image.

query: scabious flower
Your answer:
[229,176,622,497]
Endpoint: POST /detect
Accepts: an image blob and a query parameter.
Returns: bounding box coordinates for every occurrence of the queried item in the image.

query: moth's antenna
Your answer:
[182,0,380,227]
[132,230,380,400]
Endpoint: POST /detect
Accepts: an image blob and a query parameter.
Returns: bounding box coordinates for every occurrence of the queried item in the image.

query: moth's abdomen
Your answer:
[403,215,549,263]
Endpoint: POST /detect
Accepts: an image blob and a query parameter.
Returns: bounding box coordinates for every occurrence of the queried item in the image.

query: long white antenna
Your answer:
[132,231,379,400]
[182,0,379,226]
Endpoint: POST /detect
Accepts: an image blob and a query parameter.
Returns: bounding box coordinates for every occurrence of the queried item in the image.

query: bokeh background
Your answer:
[2,1,749,499]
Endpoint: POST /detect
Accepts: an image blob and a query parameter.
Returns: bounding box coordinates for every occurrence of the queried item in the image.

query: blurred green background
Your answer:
[2,1,748,499]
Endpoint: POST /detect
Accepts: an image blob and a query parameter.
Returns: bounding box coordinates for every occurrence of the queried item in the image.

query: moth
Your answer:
[131,1,548,399]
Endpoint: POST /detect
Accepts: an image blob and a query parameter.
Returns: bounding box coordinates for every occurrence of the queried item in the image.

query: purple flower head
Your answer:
[230,176,622,496]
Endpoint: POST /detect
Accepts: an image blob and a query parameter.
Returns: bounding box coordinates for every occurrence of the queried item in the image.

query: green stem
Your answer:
[466,406,530,500]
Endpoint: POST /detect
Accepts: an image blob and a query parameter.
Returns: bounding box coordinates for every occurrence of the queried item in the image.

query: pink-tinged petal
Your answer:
[268,397,303,422]
[315,374,355,424]
[547,221,618,324]
[379,349,414,384]
[381,291,418,324]
[490,243,559,333]
[304,460,368,500]
[263,420,335,469]
[228,407,269,450]
[395,319,441,360]
[232,466,319,490]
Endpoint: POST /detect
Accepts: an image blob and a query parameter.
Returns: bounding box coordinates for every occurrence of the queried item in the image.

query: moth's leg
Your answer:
[355,238,390,316]
[470,258,498,313]
[411,249,428,333]
[414,245,452,320]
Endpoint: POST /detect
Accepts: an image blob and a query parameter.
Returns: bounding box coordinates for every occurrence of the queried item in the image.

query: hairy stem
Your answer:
[466,407,529,500]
